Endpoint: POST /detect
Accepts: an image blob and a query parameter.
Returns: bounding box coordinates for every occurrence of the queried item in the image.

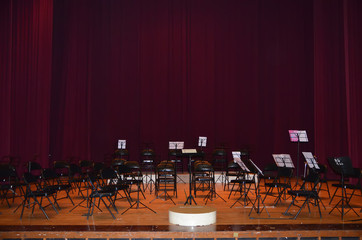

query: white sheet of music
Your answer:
[272,154,294,168]
[232,152,250,172]
[118,140,126,149]
[302,152,320,169]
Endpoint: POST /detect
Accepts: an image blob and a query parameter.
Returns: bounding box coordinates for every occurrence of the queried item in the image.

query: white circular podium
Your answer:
[169,205,216,226]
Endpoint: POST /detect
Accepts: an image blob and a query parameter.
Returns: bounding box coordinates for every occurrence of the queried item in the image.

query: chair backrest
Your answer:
[42,168,59,180]
[0,164,16,183]
[194,160,213,172]
[303,169,320,189]
[69,163,81,177]
[54,161,70,177]
[23,172,39,184]
[101,167,118,180]
[277,167,294,179]
[27,161,42,171]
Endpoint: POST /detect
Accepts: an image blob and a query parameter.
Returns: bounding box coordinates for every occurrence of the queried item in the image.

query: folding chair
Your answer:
[283,169,322,219]
[20,172,59,220]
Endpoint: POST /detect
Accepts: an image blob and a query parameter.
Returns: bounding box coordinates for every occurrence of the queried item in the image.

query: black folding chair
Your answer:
[86,173,118,220]
[262,167,293,206]
[42,168,74,208]
[100,167,132,206]
[20,172,59,220]
[283,169,322,219]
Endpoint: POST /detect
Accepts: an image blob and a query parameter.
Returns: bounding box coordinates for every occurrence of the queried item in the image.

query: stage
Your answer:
[0,175,361,240]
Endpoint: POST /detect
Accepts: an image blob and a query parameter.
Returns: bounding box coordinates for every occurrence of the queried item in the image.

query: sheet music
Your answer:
[232,151,250,172]
[169,141,184,150]
[198,136,207,147]
[118,140,126,149]
[232,151,241,159]
[302,152,320,169]
[272,154,294,168]
[288,130,309,142]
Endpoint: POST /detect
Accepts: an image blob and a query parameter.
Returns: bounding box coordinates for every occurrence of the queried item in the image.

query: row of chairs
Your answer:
[0,159,148,220]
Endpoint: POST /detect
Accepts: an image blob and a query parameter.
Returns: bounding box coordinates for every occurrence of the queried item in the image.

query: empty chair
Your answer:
[27,160,43,180]
[85,173,118,219]
[42,168,74,207]
[0,164,20,207]
[262,167,293,206]
[212,147,228,184]
[154,160,177,203]
[224,161,242,190]
[20,172,59,220]
[100,167,131,206]
[140,148,156,193]
[283,169,322,219]
[193,160,214,197]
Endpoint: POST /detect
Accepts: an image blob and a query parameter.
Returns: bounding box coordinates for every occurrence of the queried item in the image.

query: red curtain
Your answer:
[0,0,53,173]
[1,0,361,175]
[314,0,362,171]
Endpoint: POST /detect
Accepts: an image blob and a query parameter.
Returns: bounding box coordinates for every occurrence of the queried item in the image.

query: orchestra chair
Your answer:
[262,167,293,206]
[100,167,132,206]
[283,169,322,219]
[212,147,228,184]
[140,148,156,193]
[153,160,177,204]
[20,172,59,220]
[85,173,117,220]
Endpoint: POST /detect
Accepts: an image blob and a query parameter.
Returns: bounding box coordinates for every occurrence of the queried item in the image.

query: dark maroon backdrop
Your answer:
[1,0,361,176]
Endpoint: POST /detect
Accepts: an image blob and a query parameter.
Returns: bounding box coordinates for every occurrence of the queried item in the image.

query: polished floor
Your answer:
[0,175,361,239]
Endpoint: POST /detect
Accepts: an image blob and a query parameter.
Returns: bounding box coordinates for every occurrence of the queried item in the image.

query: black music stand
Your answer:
[328,156,360,220]
[169,141,186,184]
[248,159,270,217]
[121,166,156,215]
[230,152,254,208]
[289,130,308,187]
[182,149,200,205]
[262,154,294,206]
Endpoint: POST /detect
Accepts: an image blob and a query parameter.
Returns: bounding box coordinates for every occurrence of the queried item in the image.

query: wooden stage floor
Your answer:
[0,175,361,240]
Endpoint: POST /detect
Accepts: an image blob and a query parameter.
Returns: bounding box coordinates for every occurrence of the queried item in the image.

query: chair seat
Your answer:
[231,179,255,184]
[26,190,56,197]
[90,191,115,198]
[332,183,360,190]
[265,182,290,188]
[44,184,71,191]
[288,190,319,198]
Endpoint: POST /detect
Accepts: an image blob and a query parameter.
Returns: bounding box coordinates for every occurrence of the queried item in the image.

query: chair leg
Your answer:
[283,195,297,215]
[100,197,116,219]
[329,187,339,204]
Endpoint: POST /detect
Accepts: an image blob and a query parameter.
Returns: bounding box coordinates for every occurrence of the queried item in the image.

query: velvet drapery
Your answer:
[1,0,361,176]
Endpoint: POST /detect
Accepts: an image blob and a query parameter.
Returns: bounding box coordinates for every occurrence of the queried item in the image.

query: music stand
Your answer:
[198,136,207,151]
[182,149,198,205]
[116,139,127,160]
[262,154,294,206]
[248,159,270,217]
[289,130,308,187]
[169,141,185,183]
[328,156,360,220]
[229,152,254,208]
